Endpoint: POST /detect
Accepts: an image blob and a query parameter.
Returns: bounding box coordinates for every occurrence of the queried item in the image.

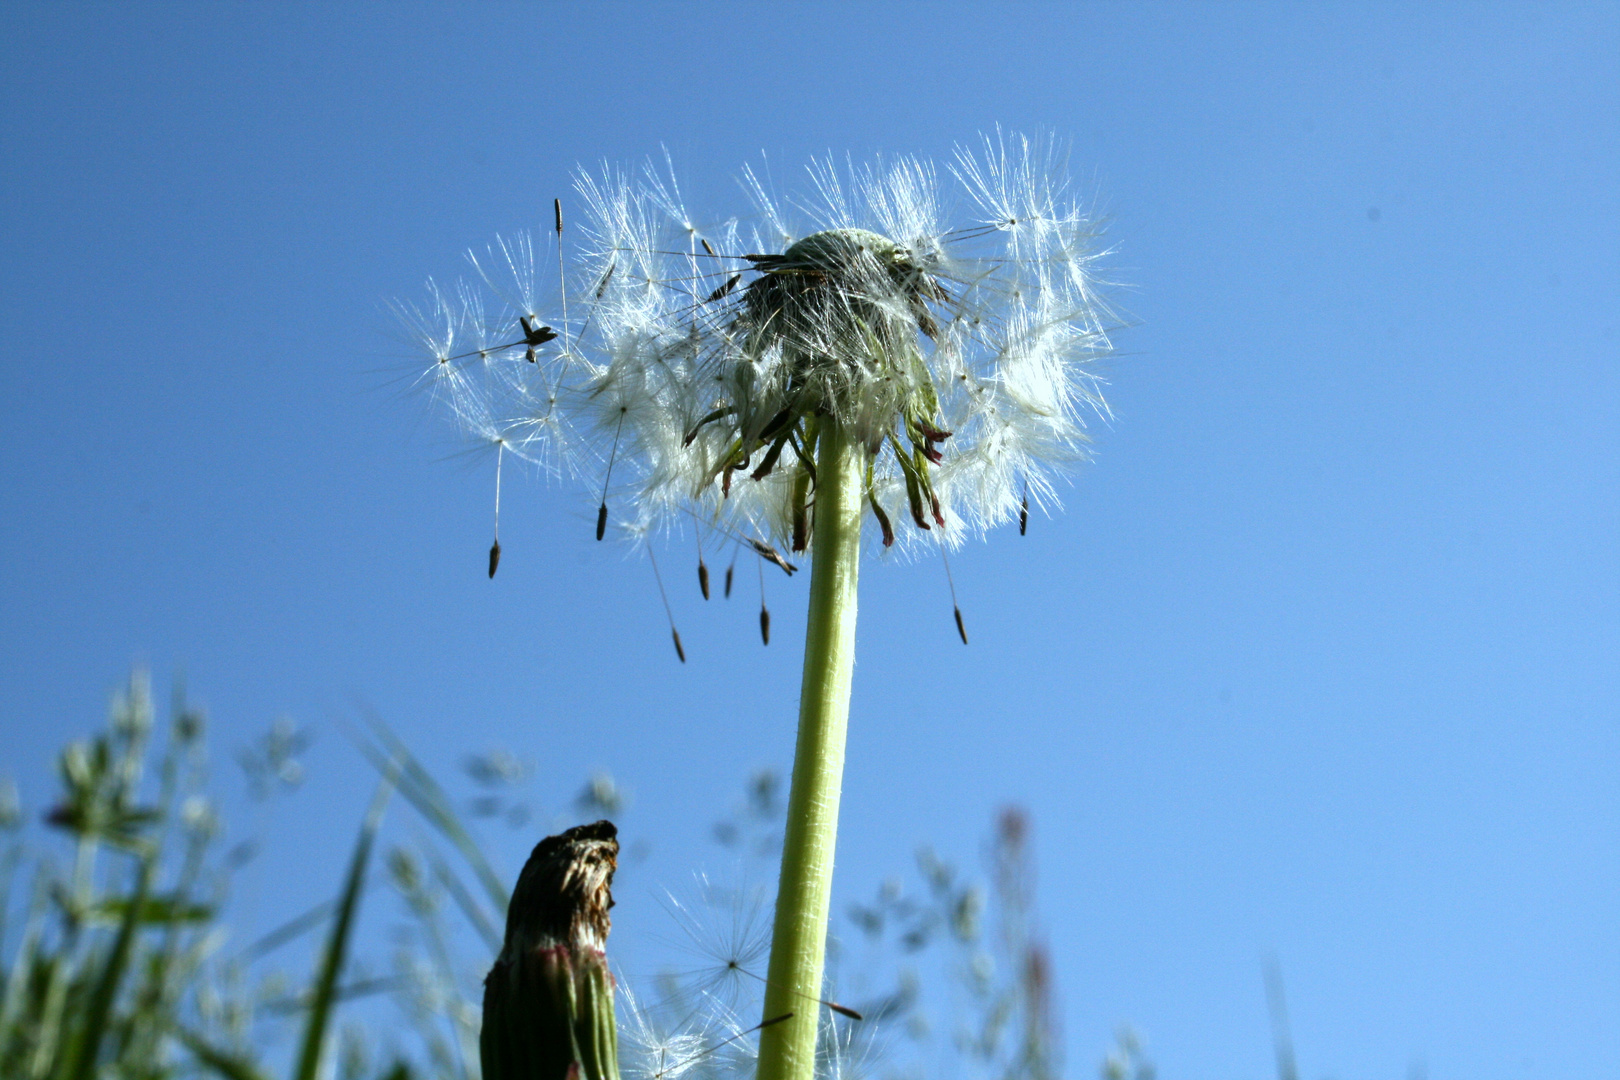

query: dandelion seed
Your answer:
[758,555,770,646]
[554,196,571,354]
[598,409,626,542]
[704,274,742,304]
[749,539,797,576]
[940,543,967,645]
[657,876,774,1005]
[489,442,505,578]
[647,546,685,663]
[520,314,558,362]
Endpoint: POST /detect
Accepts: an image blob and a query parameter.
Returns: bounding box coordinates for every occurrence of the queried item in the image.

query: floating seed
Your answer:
[597,410,626,541]
[700,237,717,257]
[488,539,501,579]
[828,1001,864,1021]
[1020,495,1028,536]
[671,628,686,663]
[954,606,968,645]
[724,564,734,597]
[554,198,563,235]
[760,605,771,645]
[698,560,710,600]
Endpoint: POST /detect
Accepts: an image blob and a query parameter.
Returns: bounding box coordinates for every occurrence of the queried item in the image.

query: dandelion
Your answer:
[400,130,1119,1080]
[657,876,774,1008]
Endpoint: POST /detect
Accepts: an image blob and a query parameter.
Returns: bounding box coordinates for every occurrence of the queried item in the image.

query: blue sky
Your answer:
[2,3,1616,1078]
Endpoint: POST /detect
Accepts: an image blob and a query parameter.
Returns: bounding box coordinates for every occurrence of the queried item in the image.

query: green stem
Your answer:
[758,422,865,1080]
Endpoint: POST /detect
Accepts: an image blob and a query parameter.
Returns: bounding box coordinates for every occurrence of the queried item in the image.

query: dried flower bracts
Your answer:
[482,821,621,1080]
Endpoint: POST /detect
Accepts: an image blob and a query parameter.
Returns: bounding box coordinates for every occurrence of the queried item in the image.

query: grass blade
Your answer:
[291,772,394,1080]
[62,857,153,1080]
[175,1026,274,1080]
[354,713,509,913]
[236,898,339,963]
[0,874,49,1064]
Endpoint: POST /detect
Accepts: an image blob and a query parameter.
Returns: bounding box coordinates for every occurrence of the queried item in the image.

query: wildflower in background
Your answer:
[402,131,1117,1080]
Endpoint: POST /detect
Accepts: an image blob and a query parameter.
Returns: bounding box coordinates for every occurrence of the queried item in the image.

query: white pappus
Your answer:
[401,131,1118,573]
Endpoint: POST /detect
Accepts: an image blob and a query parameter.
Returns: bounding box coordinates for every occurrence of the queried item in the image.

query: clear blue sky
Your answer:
[2,4,1616,1078]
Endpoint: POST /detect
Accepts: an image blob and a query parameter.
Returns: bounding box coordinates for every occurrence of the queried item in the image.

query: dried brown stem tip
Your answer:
[483,821,621,1080]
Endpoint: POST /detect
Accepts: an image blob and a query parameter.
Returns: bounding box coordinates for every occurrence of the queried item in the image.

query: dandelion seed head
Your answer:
[400,132,1117,559]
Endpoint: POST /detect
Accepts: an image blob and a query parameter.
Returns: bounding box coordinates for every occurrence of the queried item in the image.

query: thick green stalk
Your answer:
[758,422,865,1080]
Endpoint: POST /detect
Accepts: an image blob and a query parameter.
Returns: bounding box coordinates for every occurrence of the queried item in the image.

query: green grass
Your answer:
[0,672,1079,1080]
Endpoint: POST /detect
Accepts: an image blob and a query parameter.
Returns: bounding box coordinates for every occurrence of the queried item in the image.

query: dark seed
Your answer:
[698,561,710,600]
[749,540,798,575]
[488,539,501,579]
[828,1002,864,1021]
[520,315,557,346]
[671,628,686,663]
[760,606,771,646]
[596,503,608,541]
[954,606,968,645]
[704,274,742,304]
[554,198,563,235]
[724,565,734,598]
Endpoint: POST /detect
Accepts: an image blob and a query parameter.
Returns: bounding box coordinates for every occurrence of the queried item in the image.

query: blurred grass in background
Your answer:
[0,671,1109,1080]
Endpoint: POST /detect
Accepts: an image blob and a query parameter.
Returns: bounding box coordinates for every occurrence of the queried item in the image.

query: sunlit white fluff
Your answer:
[400,131,1117,557]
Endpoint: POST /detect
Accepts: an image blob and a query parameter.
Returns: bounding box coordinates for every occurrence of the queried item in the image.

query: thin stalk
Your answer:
[757,421,864,1080]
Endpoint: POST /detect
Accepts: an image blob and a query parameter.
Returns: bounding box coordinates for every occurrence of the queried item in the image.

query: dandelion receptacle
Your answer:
[400,132,1116,1080]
